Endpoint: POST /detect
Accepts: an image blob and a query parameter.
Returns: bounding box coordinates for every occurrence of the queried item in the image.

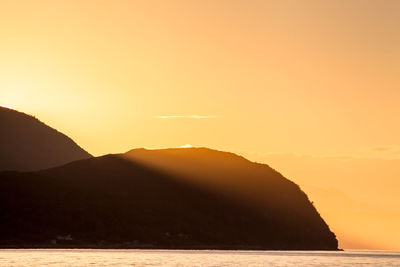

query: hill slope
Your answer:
[0,148,338,250]
[0,107,91,171]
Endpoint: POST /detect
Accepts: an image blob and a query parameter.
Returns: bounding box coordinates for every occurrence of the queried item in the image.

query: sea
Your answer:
[0,249,399,266]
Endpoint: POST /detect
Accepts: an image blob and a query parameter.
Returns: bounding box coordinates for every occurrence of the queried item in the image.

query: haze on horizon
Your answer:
[1,0,399,250]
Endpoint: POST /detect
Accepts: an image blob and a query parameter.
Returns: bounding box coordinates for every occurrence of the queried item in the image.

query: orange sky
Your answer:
[1,0,399,250]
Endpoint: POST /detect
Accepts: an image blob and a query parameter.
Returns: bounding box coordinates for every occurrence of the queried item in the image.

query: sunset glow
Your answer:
[0,105,15,110]
[1,0,399,251]
[181,144,193,148]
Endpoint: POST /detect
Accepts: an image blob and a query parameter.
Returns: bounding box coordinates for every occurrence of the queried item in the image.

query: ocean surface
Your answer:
[0,249,399,266]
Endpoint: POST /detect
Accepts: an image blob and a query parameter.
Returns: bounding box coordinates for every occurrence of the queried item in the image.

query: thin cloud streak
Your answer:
[153,115,217,119]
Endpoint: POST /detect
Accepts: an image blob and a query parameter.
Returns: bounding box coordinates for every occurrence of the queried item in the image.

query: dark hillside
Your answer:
[0,107,91,171]
[0,148,338,250]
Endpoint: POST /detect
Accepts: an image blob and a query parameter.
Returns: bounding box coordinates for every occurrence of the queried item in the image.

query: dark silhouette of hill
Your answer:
[0,147,338,250]
[0,107,91,171]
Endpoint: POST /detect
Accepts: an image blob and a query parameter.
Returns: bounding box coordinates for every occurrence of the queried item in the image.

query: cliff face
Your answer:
[0,107,91,171]
[0,147,338,250]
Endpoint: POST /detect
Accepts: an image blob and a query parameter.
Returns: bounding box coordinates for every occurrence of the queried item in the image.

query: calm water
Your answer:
[0,249,399,266]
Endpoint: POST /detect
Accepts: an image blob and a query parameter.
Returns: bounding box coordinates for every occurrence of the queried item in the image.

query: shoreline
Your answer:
[0,245,342,251]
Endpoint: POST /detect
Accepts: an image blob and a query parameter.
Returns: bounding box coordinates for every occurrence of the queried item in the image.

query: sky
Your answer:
[1,0,399,250]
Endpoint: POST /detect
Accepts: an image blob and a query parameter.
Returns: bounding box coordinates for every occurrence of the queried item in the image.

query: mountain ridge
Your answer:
[0,107,92,171]
[0,147,338,250]
[0,107,338,250]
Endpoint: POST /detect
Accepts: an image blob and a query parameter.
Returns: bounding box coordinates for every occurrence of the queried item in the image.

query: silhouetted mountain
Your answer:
[0,107,91,171]
[0,147,338,250]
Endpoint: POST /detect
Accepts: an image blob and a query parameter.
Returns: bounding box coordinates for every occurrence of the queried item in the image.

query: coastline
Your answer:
[0,244,342,251]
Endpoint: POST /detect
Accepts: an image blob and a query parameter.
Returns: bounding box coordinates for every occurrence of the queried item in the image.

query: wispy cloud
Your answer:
[152,115,217,119]
[371,146,394,152]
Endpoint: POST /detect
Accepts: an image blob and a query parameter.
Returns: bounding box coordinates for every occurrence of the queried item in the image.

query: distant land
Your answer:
[0,108,338,250]
[0,106,91,171]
